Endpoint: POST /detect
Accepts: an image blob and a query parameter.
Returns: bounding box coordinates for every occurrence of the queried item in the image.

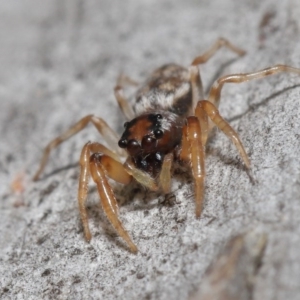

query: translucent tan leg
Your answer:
[78,143,92,241]
[180,124,190,162]
[190,38,246,109]
[78,142,137,253]
[33,115,125,181]
[78,142,131,242]
[195,101,209,146]
[189,65,204,107]
[208,64,300,107]
[199,100,250,168]
[114,74,138,120]
[159,152,174,194]
[185,116,206,217]
[191,38,246,66]
[116,73,139,87]
[114,86,135,120]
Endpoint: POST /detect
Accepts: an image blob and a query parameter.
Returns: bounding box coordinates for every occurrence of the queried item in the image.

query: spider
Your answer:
[33,38,300,253]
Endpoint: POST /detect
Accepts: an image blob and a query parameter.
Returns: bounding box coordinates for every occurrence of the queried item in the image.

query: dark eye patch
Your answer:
[118,139,128,148]
[154,129,163,139]
[142,135,156,151]
[127,139,141,155]
[148,114,163,133]
[148,113,162,123]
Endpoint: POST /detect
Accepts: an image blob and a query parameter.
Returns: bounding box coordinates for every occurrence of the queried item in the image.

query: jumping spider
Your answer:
[33,38,300,253]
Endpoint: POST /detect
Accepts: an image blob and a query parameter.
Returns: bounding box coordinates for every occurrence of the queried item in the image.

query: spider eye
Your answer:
[118,139,128,148]
[149,113,163,123]
[127,139,141,155]
[123,122,129,128]
[154,129,163,139]
[142,135,156,151]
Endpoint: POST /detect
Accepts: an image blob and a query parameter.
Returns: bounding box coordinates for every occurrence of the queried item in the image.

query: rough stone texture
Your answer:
[1,1,300,299]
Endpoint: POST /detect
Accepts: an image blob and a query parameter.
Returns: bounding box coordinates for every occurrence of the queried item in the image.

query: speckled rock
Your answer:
[1,1,300,299]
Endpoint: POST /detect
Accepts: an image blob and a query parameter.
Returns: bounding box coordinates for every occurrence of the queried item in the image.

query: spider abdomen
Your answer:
[133,64,193,117]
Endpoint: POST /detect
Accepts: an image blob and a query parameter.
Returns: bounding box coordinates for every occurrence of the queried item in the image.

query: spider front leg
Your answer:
[79,142,138,253]
[208,64,300,107]
[181,102,250,218]
[181,117,205,217]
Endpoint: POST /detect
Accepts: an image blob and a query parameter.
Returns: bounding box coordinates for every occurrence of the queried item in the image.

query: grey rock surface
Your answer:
[1,0,300,299]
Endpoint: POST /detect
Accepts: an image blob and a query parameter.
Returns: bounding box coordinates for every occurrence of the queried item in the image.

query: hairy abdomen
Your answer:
[133,64,193,117]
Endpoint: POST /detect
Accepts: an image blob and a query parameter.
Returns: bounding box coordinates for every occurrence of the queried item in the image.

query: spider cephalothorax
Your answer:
[118,112,183,176]
[32,38,300,253]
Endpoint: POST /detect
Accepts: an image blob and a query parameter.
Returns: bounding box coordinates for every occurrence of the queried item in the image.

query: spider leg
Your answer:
[79,142,137,253]
[191,38,246,66]
[208,64,300,107]
[78,143,92,242]
[195,100,209,146]
[180,124,189,162]
[33,115,125,181]
[114,86,135,120]
[116,73,139,87]
[189,65,204,107]
[198,100,250,168]
[190,38,245,109]
[183,117,206,217]
[114,74,138,120]
[159,152,174,194]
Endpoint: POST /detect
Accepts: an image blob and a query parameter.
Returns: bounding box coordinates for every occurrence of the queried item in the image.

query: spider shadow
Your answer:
[38,162,79,181]
[34,163,135,253]
[204,57,240,95]
[227,84,300,122]
[206,84,300,184]
[82,167,194,253]
[206,144,255,184]
[78,200,134,253]
[115,181,162,211]
[77,181,162,253]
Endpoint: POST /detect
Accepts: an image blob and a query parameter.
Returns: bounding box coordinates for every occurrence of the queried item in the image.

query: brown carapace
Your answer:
[33,38,300,253]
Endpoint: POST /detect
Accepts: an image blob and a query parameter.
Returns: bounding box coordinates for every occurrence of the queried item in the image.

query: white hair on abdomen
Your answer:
[134,82,190,116]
